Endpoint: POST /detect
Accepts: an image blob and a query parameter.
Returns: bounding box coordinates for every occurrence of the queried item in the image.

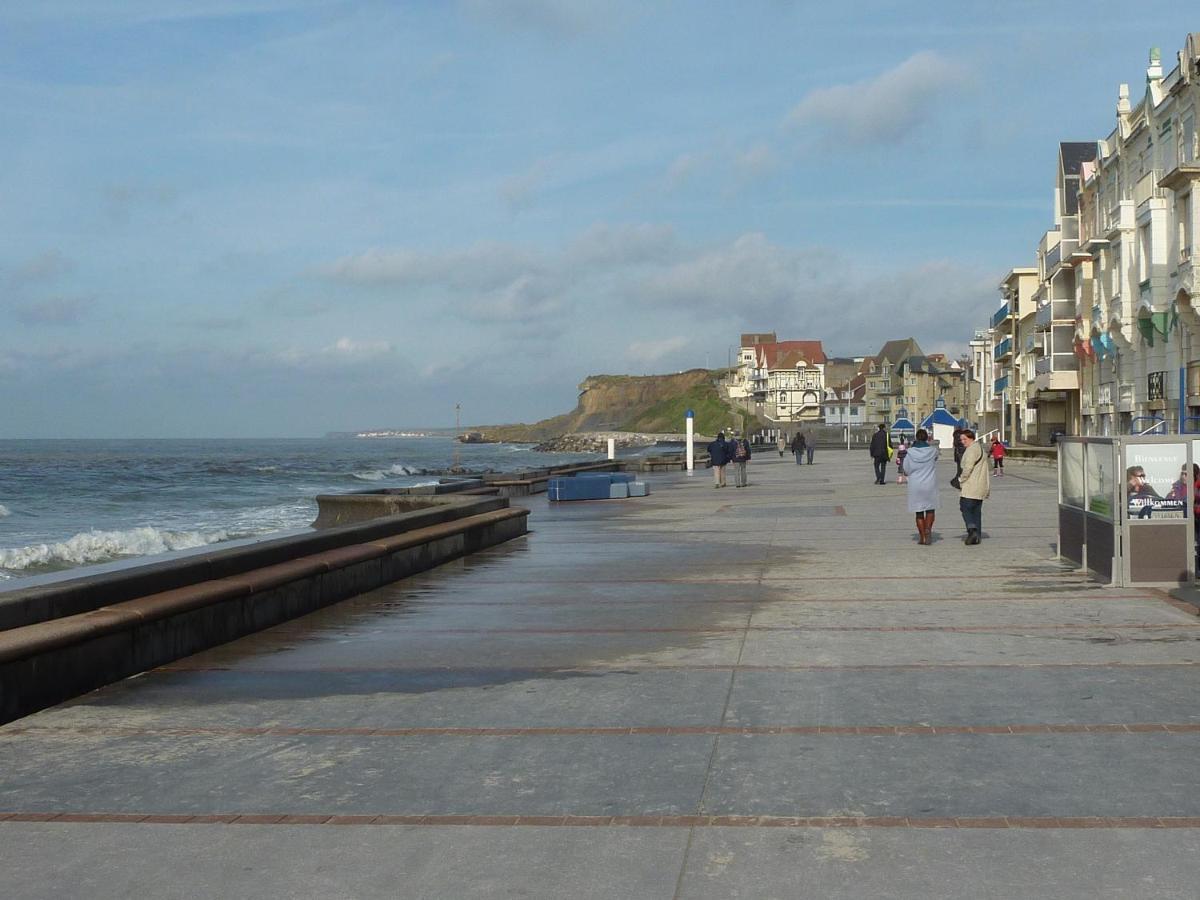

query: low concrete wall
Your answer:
[0,505,528,725]
[1005,446,1057,467]
[483,461,626,496]
[0,496,507,633]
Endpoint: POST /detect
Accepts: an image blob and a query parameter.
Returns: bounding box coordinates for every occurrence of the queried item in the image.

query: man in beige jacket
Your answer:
[957,429,991,545]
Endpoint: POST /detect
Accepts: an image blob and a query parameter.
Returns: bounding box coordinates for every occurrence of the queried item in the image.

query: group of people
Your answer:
[869,422,995,546]
[706,431,753,488]
[777,432,815,465]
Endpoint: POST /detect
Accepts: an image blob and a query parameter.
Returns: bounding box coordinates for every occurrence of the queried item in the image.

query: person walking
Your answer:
[989,436,1006,476]
[707,431,731,488]
[904,428,939,545]
[956,428,990,544]
[804,431,815,465]
[791,432,805,465]
[952,427,966,484]
[730,432,752,487]
[895,437,909,485]
[776,434,787,458]
[869,423,891,484]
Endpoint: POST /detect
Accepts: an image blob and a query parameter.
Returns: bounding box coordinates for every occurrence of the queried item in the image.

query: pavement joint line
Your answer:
[152,661,1200,673]
[9,723,1200,739]
[4,813,1199,829]
[436,580,1094,588]
[251,624,1200,635]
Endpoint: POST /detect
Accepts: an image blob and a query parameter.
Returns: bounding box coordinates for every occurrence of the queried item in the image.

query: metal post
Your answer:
[607,438,616,461]
[685,409,695,472]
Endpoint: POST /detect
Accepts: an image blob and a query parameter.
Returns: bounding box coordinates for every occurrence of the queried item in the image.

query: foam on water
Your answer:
[351,463,422,481]
[0,525,237,573]
[0,504,9,518]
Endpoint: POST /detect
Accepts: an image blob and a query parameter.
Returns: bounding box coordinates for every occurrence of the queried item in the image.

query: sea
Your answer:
[0,436,606,582]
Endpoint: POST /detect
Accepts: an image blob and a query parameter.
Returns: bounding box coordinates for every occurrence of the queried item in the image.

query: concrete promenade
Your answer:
[4,450,1200,897]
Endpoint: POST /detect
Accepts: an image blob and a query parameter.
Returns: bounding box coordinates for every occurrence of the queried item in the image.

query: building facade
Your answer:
[975,34,1200,442]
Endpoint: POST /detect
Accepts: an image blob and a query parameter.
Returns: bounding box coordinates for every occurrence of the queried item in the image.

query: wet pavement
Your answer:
[4,451,1200,898]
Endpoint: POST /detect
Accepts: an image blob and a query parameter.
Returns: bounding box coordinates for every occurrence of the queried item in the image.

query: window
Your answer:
[1181,192,1194,261]
[1181,112,1196,165]
[1139,224,1151,283]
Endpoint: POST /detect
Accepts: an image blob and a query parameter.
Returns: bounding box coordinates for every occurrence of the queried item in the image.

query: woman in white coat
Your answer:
[904,428,940,545]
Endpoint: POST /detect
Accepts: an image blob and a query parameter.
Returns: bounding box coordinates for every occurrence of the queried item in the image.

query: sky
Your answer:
[0,0,1196,437]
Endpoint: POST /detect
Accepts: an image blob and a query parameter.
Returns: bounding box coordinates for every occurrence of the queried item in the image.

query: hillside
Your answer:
[472,370,760,442]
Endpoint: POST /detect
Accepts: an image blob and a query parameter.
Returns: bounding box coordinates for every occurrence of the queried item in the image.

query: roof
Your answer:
[874,338,923,366]
[920,408,966,428]
[754,340,827,368]
[740,332,776,348]
[1060,142,1098,176]
[773,350,818,369]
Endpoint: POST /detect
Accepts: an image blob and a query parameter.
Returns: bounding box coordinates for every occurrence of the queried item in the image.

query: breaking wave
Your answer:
[351,463,423,482]
[0,526,238,573]
[0,504,9,517]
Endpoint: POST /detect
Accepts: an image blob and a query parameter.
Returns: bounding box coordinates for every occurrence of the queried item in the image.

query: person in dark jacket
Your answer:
[791,432,806,465]
[952,428,965,482]
[869,423,891,484]
[730,431,752,487]
[707,431,730,488]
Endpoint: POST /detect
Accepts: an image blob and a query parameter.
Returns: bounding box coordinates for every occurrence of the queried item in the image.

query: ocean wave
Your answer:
[350,463,423,482]
[0,504,10,517]
[0,526,236,573]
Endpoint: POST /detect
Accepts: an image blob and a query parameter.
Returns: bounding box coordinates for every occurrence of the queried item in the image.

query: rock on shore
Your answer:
[532,432,686,453]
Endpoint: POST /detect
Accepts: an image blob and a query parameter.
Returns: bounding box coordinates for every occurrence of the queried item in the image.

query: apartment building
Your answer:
[860,338,923,424]
[976,34,1200,442]
[1076,40,1200,435]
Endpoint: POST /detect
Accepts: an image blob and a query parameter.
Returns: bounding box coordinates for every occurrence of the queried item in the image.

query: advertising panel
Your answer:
[1125,444,1187,519]
[1060,441,1085,510]
[1085,442,1114,519]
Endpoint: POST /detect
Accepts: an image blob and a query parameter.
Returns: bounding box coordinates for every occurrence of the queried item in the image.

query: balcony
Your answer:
[1135,169,1164,209]
[1024,333,1044,355]
[1118,383,1135,412]
[1159,163,1200,193]
[1035,358,1052,376]
[993,375,1009,395]
[993,337,1013,361]
[991,302,1012,329]
[1035,303,1051,329]
[1044,242,1062,272]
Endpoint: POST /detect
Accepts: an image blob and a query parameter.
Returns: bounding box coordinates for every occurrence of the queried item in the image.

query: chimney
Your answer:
[1147,47,1163,104]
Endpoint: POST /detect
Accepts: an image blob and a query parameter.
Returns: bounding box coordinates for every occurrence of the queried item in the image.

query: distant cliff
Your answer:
[472,370,758,442]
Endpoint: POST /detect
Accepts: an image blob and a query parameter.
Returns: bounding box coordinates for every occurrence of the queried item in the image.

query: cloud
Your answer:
[466,274,563,323]
[13,296,93,325]
[734,143,779,182]
[319,225,994,366]
[321,242,540,292]
[787,51,969,144]
[104,183,180,225]
[663,152,708,191]
[626,336,689,366]
[501,158,553,213]
[7,250,74,287]
[460,0,622,37]
[565,223,677,267]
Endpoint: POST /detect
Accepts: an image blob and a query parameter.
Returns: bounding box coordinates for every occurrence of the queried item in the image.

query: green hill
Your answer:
[471,370,761,441]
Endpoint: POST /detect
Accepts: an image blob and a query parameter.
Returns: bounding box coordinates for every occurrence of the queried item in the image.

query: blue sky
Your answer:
[0,1,1195,436]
